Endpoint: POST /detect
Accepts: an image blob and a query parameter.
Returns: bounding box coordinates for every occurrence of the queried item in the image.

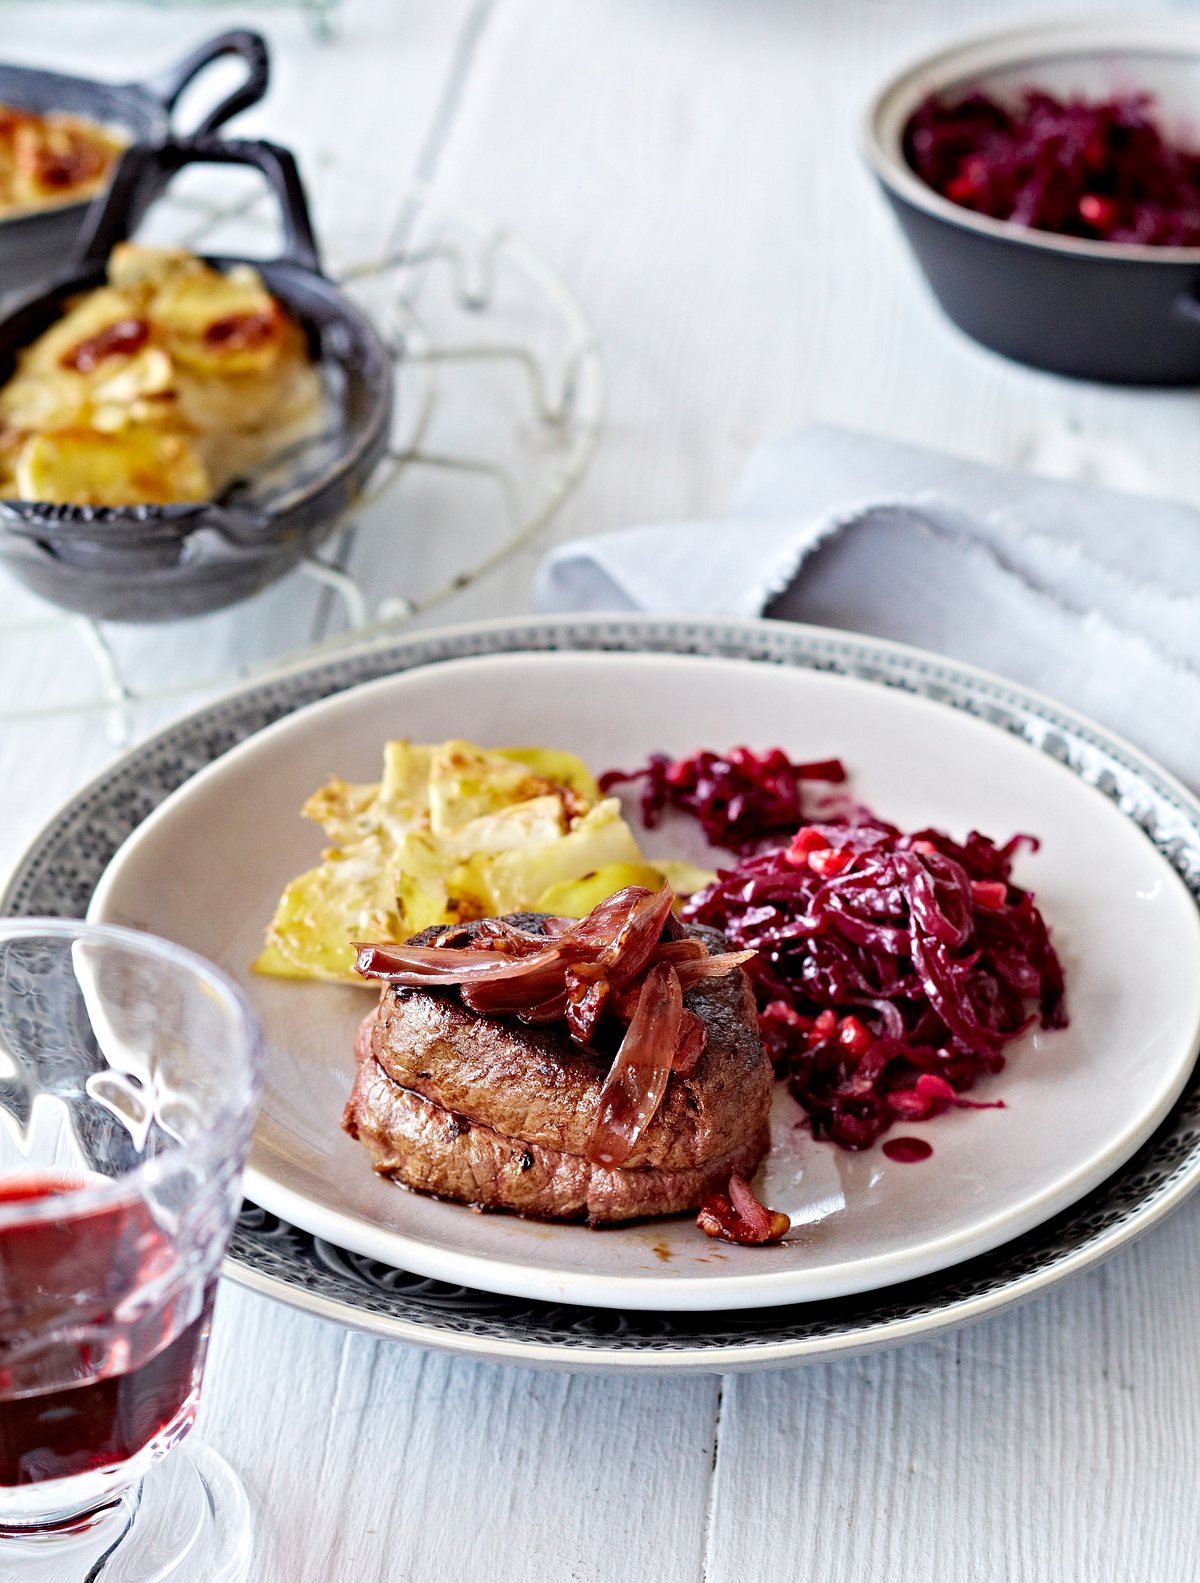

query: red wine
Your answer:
[0,1172,212,1488]
[0,1173,88,1204]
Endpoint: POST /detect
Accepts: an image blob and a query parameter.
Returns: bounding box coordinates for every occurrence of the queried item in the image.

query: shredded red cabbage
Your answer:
[598,747,847,853]
[681,813,1067,1151]
[905,88,1200,246]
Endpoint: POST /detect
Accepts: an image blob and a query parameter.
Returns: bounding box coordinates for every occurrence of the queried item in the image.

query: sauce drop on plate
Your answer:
[882,1136,933,1164]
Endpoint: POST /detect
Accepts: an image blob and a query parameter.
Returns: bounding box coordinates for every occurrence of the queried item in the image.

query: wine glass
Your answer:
[0,918,262,1582]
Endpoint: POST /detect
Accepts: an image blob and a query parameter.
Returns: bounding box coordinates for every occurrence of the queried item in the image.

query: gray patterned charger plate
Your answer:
[5,614,1200,1373]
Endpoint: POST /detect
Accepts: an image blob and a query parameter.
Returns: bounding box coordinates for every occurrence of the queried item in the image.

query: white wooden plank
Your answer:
[201,1284,719,1583]
[706,1206,1200,1583]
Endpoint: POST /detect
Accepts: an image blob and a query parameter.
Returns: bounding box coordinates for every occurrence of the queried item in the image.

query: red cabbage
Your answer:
[681,813,1067,1151]
[905,88,1200,247]
[598,747,847,853]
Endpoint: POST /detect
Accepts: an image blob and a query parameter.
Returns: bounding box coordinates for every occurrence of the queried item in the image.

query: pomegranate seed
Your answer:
[912,839,940,857]
[760,1000,810,1032]
[664,760,692,787]
[784,826,828,865]
[813,1009,839,1038]
[808,847,852,878]
[886,1088,932,1120]
[1079,194,1119,230]
[914,1073,957,1103]
[971,880,1008,910]
[946,173,979,203]
[837,1016,874,1058]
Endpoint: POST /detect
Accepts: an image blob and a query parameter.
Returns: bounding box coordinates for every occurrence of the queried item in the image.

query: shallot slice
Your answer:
[585,962,683,1168]
[597,886,676,984]
[354,940,574,984]
[651,938,708,965]
[728,1173,773,1240]
[673,950,755,988]
[565,963,610,1044]
[697,1176,790,1245]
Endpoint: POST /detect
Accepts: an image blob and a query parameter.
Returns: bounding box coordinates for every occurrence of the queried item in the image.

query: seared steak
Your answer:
[342,914,772,1224]
[345,1059,771,1223]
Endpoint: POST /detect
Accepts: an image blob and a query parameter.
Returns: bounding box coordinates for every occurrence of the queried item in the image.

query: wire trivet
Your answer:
[0,0,342,40]
[0,176,605,740]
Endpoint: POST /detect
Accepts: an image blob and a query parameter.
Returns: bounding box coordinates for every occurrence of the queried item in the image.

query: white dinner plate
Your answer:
[87,648,1200,1313]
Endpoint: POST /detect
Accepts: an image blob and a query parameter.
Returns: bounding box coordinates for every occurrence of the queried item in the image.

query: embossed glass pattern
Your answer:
[0,920,261,1578]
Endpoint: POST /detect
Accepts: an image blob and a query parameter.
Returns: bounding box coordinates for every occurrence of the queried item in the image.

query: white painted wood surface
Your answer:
[2,2,1199,1579]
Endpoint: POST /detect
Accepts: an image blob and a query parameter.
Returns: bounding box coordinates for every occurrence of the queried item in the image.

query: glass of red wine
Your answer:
[0,918,262,1581]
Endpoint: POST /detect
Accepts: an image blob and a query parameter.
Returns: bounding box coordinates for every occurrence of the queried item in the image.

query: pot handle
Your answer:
[139,30,270,137]
[73,136,323,277]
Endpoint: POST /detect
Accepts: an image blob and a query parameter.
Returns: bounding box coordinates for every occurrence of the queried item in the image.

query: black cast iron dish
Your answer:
[0,30,269,297]
[862,16,1200,384]
[0,136,394,621]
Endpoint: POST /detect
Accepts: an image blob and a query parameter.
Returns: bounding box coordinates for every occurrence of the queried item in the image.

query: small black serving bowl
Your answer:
[0,30,269,297]
[862,16,1200,385]
[0,136,394,622]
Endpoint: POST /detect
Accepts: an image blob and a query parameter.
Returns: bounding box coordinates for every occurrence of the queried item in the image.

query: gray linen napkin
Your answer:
[536,423,1200,789]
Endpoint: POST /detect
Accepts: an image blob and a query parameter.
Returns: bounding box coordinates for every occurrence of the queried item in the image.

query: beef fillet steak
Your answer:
[342,915,773,1225]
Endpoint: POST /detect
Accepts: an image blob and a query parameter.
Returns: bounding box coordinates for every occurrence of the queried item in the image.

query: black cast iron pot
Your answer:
[0,30,269,297]
[0,136,394,622]
[862,16,1200,385]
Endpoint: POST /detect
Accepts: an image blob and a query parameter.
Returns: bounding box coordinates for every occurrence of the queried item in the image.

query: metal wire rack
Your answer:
[0,0,342,41]
[0,174,606,740]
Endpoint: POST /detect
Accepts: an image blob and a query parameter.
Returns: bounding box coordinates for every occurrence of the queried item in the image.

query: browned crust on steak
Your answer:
[344,1056,771,1224]
[368,916,772,1173]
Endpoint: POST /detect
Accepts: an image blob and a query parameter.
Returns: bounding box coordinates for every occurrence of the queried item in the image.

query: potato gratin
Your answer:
[257,739,714,984]
[0,243,320,507]
[0,103,125,217]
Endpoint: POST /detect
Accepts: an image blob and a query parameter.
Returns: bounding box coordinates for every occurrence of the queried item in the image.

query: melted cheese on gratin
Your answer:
[0,244,321,506]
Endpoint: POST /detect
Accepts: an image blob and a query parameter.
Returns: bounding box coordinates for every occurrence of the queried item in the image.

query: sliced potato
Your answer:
[153,263,288,376]
[535,862,669,917]
[107,243,206,293]
[255,739,701,984]
[428,740,569,834]
[0,369,88,435]
[495,746,599,803]
[653,858,717,896]
[254,837,405,984]
[16,428,210,506]
[16,286,142,377]
[0,243,318,507]
[301,777,385,846]
[439,796,567,861]
[89,347,175,410]
[481,798,645,915]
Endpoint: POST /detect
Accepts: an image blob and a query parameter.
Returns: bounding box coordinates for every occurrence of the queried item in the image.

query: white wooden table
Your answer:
[3,3,1200,1578]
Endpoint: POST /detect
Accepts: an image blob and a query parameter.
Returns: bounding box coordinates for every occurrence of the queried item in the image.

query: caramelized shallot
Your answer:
[697,1174,790,1245]
[355,886,759,1168]
[586,962,683,1168]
